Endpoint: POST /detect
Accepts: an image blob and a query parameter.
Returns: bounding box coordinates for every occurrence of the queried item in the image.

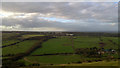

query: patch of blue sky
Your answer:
[114,2,119,4]
[39,17,76,23]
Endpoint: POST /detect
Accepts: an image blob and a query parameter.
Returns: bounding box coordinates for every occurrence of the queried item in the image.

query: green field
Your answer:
[2,32,119,67]
[73,36,118,49]
[2,40,19,46]
[31,36,118,55]
[31,37,74,55]
[22,34,45,39]
[20,61,119,68]
[24,55,118,66]
[2,40,38,55]
[73,36,100,48]
[25,55,107,64]
[102,37,118,49]
[54,61,118,66]
[25,55,81,64]
[2,33,20,39]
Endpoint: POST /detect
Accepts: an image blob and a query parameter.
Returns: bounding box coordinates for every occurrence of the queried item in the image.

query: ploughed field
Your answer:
[1,32,119,66]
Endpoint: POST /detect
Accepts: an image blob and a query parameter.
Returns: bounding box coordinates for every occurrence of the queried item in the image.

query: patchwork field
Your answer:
[1,32,119,67]
[31,36,118,55]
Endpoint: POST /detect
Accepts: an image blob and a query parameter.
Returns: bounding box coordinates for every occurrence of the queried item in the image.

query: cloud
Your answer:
[2,0,119,2]
[1,2,118,32]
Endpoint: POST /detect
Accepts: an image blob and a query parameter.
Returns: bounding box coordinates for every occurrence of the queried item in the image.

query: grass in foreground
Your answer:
[54,61,118,66]
[25,55,109,64]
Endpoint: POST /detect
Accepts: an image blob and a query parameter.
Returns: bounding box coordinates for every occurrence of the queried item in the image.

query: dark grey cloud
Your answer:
[1,2,118,32]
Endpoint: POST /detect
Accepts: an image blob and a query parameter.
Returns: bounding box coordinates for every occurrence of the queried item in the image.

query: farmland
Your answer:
[21,34,45,39]
[2,40,38,56]
[2,40,19,46]
[1,31,119,68]
[31,37,74,55]
[54,61,119,66]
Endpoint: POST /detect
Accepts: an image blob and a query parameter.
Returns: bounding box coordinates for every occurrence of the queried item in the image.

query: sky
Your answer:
[0,2,118,32]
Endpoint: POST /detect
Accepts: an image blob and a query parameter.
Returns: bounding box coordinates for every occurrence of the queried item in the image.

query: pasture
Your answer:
[2,40,38,56]
[2,32,119,67]
[54,61,118,66]
[21,34,45,39]
[25,55,107,64]
[2,40,19,46]
[73,36,100,48]
[31,36,118,55]
[31,37,74,55]
[2,33,20,40]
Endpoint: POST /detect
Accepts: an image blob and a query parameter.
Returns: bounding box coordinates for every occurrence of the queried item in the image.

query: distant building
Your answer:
[66,34,74,36]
